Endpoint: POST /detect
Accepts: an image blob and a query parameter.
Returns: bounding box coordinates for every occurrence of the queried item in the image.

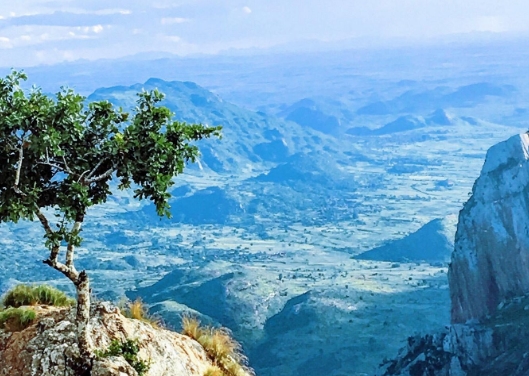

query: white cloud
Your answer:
[0,24,105,50]
[471,16,506,33]
[0,36,12,48]
[166,35,181,42]
[91,9,131,15]
[242,6,252,14]
[161,17,188,25]
[91,24,104,33]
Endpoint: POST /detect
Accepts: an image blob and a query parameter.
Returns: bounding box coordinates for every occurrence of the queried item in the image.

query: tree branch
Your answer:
[66,221,82,268]
[37,160,68,172]
[43,258,79,283]
[85,167,114,184]
[85,158,108,180]
[61,155,73,174]
[13,142,26,196]
[36,211,54,236]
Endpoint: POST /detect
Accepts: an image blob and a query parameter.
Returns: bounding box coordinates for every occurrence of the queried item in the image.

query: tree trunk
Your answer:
[75,271,92,371]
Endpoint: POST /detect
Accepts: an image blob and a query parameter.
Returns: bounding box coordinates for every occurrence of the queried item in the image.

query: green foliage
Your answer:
[0,307,36,331]
[95,338,151,376]
[0,70,221,253]
[2,284,75,308]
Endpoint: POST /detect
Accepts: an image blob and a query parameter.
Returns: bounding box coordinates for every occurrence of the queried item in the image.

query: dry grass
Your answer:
[182,314,206,339]
[182,315,254,376]
[203,365,225,376]
[119,298,162,329]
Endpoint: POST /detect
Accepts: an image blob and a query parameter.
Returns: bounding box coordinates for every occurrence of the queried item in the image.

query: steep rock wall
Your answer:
[449,133,529,323]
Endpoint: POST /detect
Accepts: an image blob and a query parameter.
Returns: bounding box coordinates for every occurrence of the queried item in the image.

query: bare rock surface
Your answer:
[0,302,212,376]
[449,132,529,323]
[381,133,529,375]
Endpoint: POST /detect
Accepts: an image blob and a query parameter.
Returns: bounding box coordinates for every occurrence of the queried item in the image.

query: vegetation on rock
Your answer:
[95,338,151,376]
[2,284,75,308]
[182,315,254,376]
[0,306,37,331]
[119,298,162,328]
[0,284,72,332]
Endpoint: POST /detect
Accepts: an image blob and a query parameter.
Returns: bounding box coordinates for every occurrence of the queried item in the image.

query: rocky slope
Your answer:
[381,132,529,375]
[0,303,214,376]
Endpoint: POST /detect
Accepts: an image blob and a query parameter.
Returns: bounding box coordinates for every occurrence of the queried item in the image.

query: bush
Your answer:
[2,284,75,308]
[96,338,151,376]
[119,298,162,328]
[0,307,36,331]
[181,315,254,376]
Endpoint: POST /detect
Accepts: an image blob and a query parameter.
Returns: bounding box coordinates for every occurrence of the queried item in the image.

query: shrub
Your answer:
[181,315,254,376]
[119,298,162,328]
[96,338,151,376]
[0,307,36,331]
[2,284,75,308]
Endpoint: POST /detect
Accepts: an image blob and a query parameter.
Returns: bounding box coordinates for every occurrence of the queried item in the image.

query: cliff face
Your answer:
[0,303,213,376]
[449,133,529,323]
[381,133,529,376]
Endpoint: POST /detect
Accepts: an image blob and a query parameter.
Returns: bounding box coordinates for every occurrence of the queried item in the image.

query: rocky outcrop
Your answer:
[380,323,502,376]
[381,133,529,375]
[380,294,529,376]
[0,303,213,376]
[449,133,529,323]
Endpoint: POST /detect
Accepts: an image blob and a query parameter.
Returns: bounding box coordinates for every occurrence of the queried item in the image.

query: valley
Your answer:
[1,40,528,375]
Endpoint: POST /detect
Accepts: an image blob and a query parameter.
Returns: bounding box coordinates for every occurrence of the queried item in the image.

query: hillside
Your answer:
[355,216,456,263]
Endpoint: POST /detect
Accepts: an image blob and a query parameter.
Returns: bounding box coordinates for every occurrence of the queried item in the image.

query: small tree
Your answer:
[0,71,221,369]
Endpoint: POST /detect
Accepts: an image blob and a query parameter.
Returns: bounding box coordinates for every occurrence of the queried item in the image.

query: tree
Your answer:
[0,71,221,370]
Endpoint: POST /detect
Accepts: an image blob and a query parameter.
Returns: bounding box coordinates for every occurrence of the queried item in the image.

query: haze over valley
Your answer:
[1,3,529,374]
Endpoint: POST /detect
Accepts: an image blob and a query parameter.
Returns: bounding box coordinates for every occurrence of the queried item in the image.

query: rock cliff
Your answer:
[0,303,214,376]
[381,133,529,375]
[449,132,529,323]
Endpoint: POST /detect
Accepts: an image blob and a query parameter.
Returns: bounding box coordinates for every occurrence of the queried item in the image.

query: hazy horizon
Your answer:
[1,0,529,67]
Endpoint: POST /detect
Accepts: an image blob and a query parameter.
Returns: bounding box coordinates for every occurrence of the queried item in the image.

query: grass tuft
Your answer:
[2,284,75,308]
[182,314,206,339]
[182,315,254,376]
[0,307,37,332]
[119,298,162,329]
[204,365,225,376]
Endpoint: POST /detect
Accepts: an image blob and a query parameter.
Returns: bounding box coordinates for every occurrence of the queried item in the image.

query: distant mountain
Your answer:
[348,110,472,136]
[253,152,352,188]
[354,216,457,263]
[426,109,454,126]
[133,186,243,225]
[279,98,341,134]
[347,115,426,136]
[88,79,342,173]
[356,82,516,115]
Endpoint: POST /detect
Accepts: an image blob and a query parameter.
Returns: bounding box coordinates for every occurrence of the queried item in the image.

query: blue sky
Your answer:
[0,0,528,67]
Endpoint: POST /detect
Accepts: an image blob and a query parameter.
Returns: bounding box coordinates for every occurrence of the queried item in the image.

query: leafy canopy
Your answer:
[0,70,221,249]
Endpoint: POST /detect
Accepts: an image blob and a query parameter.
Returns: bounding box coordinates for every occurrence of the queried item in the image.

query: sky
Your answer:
[0,0,528,67]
